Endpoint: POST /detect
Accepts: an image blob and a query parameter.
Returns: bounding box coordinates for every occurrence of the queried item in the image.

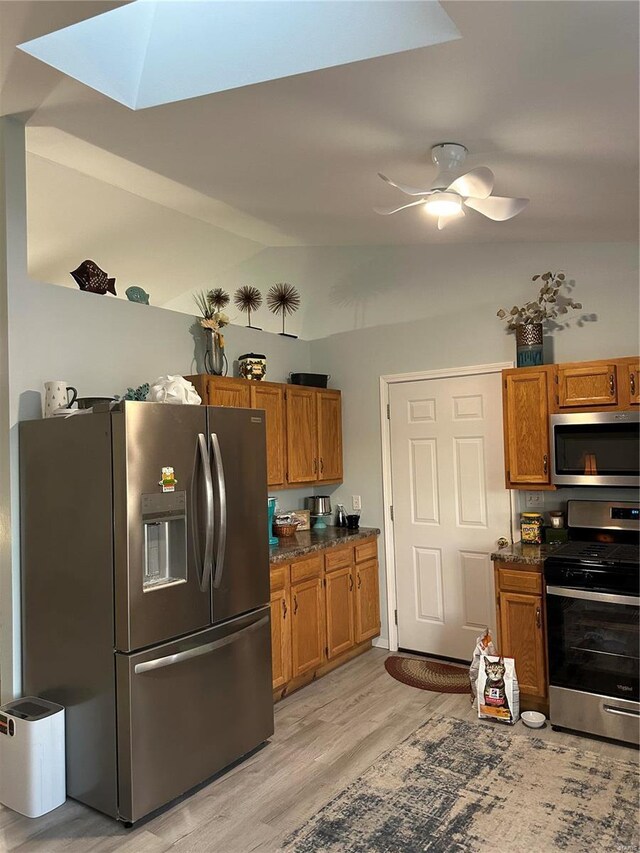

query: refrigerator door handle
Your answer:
[191,433,214,592]
[210,432,228,589]
[133,614,269,673]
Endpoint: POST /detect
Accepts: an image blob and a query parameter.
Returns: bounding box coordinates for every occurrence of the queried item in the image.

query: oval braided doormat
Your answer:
[385,655,471,694]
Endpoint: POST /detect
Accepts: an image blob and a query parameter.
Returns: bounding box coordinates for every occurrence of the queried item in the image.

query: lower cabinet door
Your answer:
[291,578,324,677]
[270,587,291,690]
[499,591,546,697]
[354,559,381,644]
[325,567,355,659]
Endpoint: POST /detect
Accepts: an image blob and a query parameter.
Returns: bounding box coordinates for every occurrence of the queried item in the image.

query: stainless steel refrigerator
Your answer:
[20,401,274,823]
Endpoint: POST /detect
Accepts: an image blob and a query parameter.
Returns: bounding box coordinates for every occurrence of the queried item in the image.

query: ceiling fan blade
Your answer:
[464,195,529,221]
[446,167,494,199]
[437,208,466,230]
[374,199,426,216]
[378,173,434,197]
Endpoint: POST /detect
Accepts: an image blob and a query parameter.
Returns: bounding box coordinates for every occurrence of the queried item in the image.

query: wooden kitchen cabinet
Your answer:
[286,386,318,483]
[250,383,286,487]
[187,375,342,488]
[354,558,381,643]
[316,390,343,482]
[270,586,291,690]
[271,535,380,700]
[502,367,552,488]
[494,562,547,710]
[291,576,325,678]
[557,362,618,408]
[625,359,640,405]
[325,565,355,659]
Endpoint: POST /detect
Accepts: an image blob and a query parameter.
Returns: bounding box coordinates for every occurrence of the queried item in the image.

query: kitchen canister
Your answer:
[520,512,543,544]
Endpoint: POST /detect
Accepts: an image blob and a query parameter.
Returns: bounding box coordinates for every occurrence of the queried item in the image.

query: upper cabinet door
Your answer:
[207,377,251,409]
[503,369,551,485]
[557,364,618,408]
[317,390,343,482]
[626,360,640,405]
[286,387,318,483]
[250,384,286,487]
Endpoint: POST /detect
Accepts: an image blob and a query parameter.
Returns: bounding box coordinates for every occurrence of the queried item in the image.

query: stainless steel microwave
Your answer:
[550,411,640,487]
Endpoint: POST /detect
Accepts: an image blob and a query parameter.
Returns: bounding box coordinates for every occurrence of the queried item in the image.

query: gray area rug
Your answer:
[282,715,638,852]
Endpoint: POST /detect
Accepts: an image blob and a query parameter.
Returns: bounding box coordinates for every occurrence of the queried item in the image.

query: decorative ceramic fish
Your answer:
[125,286,150,305]
[70,260,117,296]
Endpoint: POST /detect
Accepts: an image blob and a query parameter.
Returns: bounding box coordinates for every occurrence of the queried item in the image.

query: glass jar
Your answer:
[520,512,543,544]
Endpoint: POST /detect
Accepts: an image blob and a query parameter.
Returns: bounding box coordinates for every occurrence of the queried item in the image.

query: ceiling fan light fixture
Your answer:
[424,192,461,217]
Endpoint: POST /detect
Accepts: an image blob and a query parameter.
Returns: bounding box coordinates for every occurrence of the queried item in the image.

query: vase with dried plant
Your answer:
[497,271,583,366]
[267,282,301,338]
[194,289,230,375]
[234,285,263,330]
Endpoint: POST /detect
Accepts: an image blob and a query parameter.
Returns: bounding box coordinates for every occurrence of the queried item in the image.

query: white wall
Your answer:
[2,118,317,698]
[309,244,639,645]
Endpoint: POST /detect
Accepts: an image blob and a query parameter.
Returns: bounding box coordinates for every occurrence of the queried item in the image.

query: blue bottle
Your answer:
[267,497,278,546]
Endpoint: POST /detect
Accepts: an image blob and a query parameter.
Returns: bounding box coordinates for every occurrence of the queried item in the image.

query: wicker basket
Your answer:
[274,523,298,538]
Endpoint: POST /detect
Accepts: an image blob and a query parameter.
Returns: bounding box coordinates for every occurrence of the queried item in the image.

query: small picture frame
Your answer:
[287,509,311,531]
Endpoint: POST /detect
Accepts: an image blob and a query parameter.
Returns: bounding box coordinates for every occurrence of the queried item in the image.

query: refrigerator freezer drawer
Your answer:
[115,606,274,823]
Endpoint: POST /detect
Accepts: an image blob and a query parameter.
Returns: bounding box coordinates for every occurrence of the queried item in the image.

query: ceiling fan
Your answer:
[374,143,528,230]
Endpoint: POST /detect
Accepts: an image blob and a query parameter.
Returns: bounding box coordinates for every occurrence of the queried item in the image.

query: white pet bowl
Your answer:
[521,711,546,729]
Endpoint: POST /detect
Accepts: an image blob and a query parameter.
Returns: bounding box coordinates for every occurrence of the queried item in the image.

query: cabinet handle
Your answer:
[313,458,317,474]
[320,457,324,473]
[282,598,287,619]
[543,454,548,475]
[293,594,298,615]
[631,373,636,396]
[349,574,354,592]
[609,373,615,395]
[535,606,541,629]
[357,572,362,589]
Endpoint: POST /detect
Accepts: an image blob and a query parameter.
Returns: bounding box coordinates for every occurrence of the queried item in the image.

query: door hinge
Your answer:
[394,609,398,625]
[504,379,507,389]
[390,505,394,521]
[386,403,390,420]
[554,374,558,384]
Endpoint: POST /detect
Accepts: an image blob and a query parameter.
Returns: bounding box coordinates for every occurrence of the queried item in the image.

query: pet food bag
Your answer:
[469,628,496,701]
[477,655,520,725]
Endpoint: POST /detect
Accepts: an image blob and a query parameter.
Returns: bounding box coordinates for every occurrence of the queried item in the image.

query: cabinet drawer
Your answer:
[270,564,289,592]
[325,547,352,573]
[291,554,322,584]
[354,539,377,564]
[498,568,542,595]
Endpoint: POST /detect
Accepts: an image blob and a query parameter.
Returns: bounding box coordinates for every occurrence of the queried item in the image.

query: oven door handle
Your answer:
[546,586,640,606]
[603,704,640,719]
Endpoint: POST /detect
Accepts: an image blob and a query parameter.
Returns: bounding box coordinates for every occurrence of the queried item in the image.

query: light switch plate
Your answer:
[352,495,362,511]
[524,491,545,509]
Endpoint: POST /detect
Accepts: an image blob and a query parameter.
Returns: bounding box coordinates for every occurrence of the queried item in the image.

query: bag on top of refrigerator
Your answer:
[477,655,520,725]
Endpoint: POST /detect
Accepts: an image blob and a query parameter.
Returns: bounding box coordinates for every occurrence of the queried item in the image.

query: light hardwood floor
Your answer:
[1,649,637,852]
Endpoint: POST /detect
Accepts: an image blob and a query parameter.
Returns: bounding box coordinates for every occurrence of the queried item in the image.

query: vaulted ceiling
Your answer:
[1,1,638,246]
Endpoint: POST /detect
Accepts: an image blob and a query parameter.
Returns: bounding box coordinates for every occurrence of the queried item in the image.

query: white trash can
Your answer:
[0,697,65,817]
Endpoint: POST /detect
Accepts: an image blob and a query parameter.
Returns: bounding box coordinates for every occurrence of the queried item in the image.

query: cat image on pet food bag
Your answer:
[477,655,520,725]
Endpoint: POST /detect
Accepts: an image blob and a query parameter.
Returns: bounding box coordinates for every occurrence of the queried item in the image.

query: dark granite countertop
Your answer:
[269,526,380,564]
[491,542,550,565]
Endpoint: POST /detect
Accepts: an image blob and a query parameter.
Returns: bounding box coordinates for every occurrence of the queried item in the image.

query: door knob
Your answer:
[496,537,509,550]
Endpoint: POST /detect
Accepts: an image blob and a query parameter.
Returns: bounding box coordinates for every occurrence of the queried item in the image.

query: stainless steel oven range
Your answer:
[545,500,639,745]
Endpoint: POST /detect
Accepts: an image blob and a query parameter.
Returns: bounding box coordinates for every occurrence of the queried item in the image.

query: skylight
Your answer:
[18,0,460,110]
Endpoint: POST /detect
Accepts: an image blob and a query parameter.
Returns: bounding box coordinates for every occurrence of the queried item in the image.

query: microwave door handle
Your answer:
[191,433,214,592]
[210,432,227,589]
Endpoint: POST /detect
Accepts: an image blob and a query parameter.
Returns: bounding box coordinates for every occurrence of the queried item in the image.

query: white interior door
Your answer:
[389,370,511,660]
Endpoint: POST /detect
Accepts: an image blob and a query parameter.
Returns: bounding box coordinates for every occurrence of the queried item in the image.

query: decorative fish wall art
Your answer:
[70,260,117,296]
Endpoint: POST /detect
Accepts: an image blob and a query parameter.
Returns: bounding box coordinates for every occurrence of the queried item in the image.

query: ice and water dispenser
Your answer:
[141,491,188,591]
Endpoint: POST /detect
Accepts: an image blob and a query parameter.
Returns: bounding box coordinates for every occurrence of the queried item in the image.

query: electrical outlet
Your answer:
[525,491,545,509]
[352,495,362,511]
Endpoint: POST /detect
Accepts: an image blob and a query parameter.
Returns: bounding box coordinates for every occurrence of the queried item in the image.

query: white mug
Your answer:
[43,381,78,417]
